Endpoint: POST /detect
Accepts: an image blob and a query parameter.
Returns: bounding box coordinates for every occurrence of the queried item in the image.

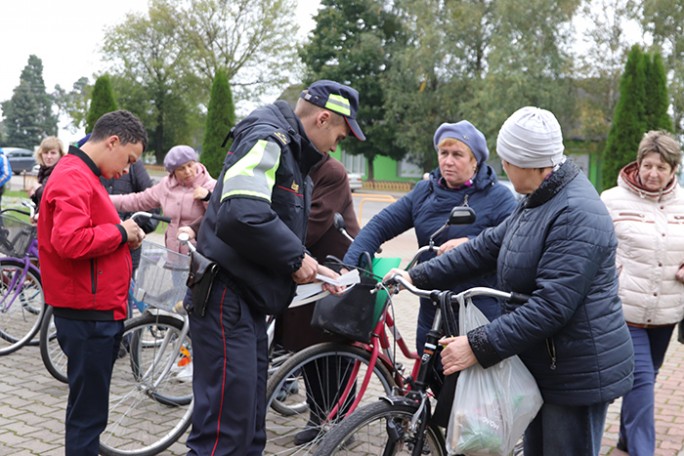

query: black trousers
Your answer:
[186,281,268,456]
[54,316,124,456]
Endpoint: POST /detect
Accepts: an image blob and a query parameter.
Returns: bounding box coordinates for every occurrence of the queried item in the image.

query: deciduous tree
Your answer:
[53,77,91,134]
[300,0,407,179]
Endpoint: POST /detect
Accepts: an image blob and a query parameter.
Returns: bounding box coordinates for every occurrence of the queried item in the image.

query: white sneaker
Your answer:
[174,363,193,382]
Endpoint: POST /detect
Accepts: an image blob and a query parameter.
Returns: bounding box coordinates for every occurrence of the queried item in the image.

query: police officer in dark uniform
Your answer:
[186,80,366,455]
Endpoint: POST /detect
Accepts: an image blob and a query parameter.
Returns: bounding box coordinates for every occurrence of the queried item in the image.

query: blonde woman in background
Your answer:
[30,136,66,213]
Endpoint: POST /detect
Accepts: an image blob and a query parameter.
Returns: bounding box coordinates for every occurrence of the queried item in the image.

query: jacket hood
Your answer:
[618,161,678,202]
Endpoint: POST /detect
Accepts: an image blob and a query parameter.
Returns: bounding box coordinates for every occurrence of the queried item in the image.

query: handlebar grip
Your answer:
[151,214,171,223]
[509,292,531,303]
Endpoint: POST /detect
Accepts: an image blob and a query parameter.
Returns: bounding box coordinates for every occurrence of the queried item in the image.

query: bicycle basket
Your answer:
[0,213,36,257]
[311,256,401,343]
[134,240,190,311]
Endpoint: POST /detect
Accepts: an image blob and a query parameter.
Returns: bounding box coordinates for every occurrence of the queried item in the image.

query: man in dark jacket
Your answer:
[100,160,160,271]
[38,110,148,455]
[393,107,634,455]
[187,80,366,455]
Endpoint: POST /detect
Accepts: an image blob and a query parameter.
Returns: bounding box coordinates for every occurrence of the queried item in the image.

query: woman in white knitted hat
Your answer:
[601,130,684,456]
[386,106,635,455]
[110,145,216,254]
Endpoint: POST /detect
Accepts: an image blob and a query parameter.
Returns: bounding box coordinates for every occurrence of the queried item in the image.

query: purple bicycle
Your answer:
[0,201,43,356]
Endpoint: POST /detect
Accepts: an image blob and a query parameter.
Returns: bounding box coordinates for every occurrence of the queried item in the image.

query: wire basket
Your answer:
[0,213,36,258]
[134,240,190,312]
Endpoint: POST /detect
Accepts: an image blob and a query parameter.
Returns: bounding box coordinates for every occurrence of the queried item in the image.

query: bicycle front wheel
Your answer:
[265,342,395,454]
[39,305,68,382]
[0,258,44,355]
[99,312,193,456]
[313,400,447,456]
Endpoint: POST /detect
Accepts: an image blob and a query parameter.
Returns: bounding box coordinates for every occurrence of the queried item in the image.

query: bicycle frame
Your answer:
[0,206,40,314]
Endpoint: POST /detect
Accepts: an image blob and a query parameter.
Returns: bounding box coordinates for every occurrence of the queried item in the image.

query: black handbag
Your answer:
[186,250,219,317]
[678,319,684,344]
[310,272,378,343]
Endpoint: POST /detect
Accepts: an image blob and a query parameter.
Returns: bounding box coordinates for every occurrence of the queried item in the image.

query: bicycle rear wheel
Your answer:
[0,258,44,356]
[39,305,67,382]
[265,342,395,454]
[313,400,447,456]
[99,312,192,456]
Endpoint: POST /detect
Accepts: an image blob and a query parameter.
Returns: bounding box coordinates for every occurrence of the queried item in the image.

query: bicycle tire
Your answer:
[39,305,67,383]
[265,342,395,454]
[0,258,44,355]
[99,312,192,456]
[313,400,447,456]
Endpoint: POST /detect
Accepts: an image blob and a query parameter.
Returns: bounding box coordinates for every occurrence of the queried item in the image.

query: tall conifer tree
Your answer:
[602,47,673,190]
[85,75,118,134]
[601,46,648,190]
[201,69,235,179]
[1,55,58,148]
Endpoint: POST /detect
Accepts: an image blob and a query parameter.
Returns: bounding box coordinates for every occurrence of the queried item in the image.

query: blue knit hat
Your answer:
[163,145,199,173]
[433,121,489,165]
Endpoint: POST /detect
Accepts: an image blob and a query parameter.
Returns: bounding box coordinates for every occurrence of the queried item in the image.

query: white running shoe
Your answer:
[174,363,193,382]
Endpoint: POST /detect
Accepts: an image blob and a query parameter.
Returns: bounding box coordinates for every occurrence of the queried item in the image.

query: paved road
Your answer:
[0,192,682,455]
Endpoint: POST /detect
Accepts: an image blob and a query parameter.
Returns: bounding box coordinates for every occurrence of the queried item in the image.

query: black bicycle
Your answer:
[313,275,528,456]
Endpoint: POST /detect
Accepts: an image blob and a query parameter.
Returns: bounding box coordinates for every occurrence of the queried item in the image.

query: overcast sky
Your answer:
[0,0,317,142]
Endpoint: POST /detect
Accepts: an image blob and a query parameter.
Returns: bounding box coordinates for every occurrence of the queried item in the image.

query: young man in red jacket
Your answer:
[38,110,148,455]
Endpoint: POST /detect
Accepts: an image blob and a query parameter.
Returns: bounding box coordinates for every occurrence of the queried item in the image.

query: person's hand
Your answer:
[317,264,344,295]
[382,268,412,289]
[292,253,318,284]
[28,183,41,198]
[121,218,145,249]
[437,237,469,255]
[439,335,477,375]
[178,226,196,241]
[676,264,684,283]
[193,187,209,200]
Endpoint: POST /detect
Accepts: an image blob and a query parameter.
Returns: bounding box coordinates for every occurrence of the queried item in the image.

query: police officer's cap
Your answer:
[300,80,366,141]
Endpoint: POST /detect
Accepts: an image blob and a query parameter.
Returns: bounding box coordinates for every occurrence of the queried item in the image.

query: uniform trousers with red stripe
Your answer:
[186,278,268,456]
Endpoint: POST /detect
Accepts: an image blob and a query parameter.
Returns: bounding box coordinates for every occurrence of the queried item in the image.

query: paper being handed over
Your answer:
[290,269,361,308]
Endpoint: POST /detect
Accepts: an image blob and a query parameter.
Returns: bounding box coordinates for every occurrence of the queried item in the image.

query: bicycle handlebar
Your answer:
[381,274,530,304]
[130,211,171,224]
[177,232,196,253]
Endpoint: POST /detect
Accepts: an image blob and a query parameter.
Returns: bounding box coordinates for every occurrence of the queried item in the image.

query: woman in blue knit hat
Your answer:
[344,120,517,353]
[110,145,216,254]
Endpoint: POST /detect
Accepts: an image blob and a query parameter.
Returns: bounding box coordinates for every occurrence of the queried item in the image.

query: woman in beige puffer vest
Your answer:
[601,130,684,456]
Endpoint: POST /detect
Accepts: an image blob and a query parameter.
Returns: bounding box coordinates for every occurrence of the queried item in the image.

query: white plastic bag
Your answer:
[446,298,543,456]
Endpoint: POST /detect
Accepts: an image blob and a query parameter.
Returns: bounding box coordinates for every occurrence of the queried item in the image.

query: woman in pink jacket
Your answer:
[110,145,217,254]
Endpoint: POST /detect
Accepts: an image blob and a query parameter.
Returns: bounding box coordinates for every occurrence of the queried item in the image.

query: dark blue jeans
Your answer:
[524,401,609,455]
[619,324,674,456]
[54,317,124,456]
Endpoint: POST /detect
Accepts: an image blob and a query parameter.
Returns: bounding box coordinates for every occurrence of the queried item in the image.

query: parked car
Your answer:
[2,147,37,175]
[347,172,362,192]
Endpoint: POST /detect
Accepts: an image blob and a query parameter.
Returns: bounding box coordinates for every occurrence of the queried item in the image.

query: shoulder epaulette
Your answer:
[270,129,290,146]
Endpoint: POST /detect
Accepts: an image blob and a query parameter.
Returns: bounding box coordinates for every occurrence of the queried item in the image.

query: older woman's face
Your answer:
[437,140,477,188]
[174,160,198,183]
[638,152,674,192]
[42,148,62,167]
